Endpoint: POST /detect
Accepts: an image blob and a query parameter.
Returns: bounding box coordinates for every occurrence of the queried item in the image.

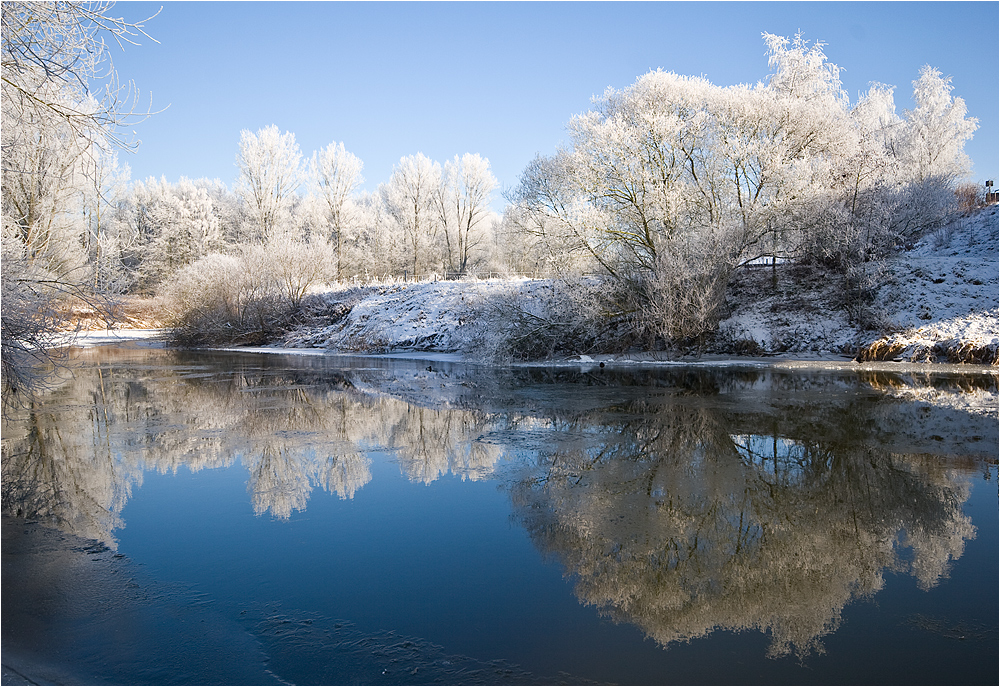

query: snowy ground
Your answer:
[274,205,998,366]
[714,261,863,356]
[283,280,496,353]
[717,205,999,362]
[289,215,996,363]
[858,204,999,362]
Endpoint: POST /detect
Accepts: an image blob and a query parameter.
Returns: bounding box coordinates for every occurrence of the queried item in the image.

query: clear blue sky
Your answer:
[111,1,999,208]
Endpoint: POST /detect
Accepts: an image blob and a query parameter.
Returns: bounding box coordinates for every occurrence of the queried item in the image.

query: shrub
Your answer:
[954,182,985,215]
[627,250,732,353]
[164,240,336,345]
[470,279,625,361]
[842,259,894,331]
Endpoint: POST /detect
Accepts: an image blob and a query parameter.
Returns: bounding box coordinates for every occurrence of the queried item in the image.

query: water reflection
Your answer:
[1,349,506,533]
[505,400,979,657]
[1,348,995,659]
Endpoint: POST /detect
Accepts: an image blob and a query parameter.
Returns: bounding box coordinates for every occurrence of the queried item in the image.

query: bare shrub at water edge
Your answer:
[1,236,121,404]
[626,248,734,355]
[468,255,734,361]
[164,254,251,345]
[468,279,625,361]
[163,240,335,346]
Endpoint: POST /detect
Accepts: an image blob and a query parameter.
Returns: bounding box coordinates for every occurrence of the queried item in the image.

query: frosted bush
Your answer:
[164,239,336,345]
[469,278,622,361]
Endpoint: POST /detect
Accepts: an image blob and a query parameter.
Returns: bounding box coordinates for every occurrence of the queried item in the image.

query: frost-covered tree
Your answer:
[309,141,364,279]
[1,1,155,397]
[235,125,302,243]
[2,88,91,281]
[191,177,243,244]
[81,148,135,293]
[845,84,903,208]
[899,66,978,184]
[119,177,230,291]
[506,149,610,276]
[350,190,403,279]
[507,32,980,346]
[436,153,497,275]
[380,153,442,279]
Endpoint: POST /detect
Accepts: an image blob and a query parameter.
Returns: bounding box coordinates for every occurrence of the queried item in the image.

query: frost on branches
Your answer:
[1,1,157,398]
[506,32,980,351]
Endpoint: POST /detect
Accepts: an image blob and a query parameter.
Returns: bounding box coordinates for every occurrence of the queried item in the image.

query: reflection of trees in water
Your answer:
[390,405,503,484]
[246,445,371,519]
[507,399,977,658]
[1,367,143,548]
[0,348,988,652]
[1,349,507,538]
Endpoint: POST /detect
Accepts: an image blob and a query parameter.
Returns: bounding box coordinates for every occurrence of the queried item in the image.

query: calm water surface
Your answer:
[2,346,997,685]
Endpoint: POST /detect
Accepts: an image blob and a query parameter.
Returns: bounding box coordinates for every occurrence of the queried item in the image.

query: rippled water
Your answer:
[2,346,997,684]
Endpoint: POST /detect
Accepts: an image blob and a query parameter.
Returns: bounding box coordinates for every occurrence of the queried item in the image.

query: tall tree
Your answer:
[438,153,497,275]
[235,125,302,243]
[900,66,978,184]
[380,153,441,279]
[310,141,364,280]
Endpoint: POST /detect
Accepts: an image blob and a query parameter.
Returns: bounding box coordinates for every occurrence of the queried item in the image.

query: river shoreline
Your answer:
[63,330,999,377]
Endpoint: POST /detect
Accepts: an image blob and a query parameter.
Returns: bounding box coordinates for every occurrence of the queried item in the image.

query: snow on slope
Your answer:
[858,204,999,362]
[282,279,504,353]
[714,205,998,362]
[714,262,860,356]
[280,206,999,365]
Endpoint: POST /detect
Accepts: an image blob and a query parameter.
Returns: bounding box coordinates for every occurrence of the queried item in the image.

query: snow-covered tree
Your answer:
[899,66,978,184]
[309,141,364,279]
[437,153,498,275]
[120,177,229,291]
[507,32,980,346]
[350,190,403,279]
[1,1,156,395]
[235,125,302,242]
[380,153,442,279]
[81,148,135,293]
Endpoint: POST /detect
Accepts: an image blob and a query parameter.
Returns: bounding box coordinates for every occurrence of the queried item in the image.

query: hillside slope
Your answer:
[859,204,999,362]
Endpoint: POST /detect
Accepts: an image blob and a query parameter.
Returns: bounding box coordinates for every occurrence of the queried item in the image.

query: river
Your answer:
[2,344,997,684]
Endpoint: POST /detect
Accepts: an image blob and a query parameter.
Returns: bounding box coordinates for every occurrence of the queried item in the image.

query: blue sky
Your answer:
[111,1,999,208]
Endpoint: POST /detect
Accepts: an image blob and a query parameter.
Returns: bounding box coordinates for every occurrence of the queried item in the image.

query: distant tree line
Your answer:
[99,138,505,297]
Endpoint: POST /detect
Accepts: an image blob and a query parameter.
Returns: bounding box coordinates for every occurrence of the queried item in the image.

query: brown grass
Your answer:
[855,340,907,362]
[935,341,999,365]
[856,337,999,365]
[57,296,168,331]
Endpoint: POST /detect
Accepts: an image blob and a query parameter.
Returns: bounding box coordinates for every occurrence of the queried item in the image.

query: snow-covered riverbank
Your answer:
[68,207,997,367]
[272,206,998,365]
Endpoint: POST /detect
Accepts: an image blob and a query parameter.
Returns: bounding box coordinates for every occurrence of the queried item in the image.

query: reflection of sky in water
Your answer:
[1,347,996,684]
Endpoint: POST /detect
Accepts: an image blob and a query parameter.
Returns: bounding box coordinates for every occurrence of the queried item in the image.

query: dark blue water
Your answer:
[2,347,997,685]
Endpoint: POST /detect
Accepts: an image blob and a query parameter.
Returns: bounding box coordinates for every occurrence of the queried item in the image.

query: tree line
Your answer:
[99,138,504,295]
[1,3,985,393]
